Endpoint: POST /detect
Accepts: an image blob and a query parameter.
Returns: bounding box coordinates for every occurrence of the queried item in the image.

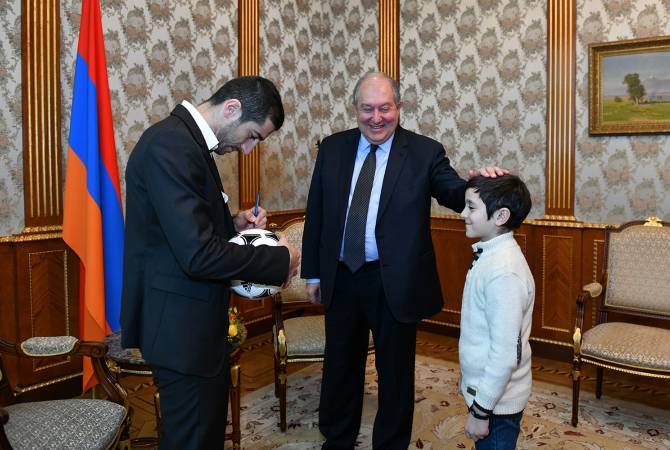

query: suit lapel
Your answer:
[377,127,409,224]
[337,129,361,231]
[171,104,228,212]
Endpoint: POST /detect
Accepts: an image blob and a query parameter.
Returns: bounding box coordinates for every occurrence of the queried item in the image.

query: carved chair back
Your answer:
[599,218,670,322]
[273,217,309,305]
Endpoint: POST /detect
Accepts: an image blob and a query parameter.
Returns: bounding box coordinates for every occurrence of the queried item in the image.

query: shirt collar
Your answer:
[358,133,394,155]
[472,231,516,254]
[181,100,219,152]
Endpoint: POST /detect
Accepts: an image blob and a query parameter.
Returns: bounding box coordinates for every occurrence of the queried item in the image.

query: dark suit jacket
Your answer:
[121,104,288,377]
[301,126,465,323]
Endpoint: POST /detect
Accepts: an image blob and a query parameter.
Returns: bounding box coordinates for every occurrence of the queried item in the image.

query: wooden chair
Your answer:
[0,336,129,449]
[571,217,670,426]
[271,217,374,431]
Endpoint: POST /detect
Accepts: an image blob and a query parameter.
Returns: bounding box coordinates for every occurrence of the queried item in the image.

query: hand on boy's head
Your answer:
[467,166,509,178]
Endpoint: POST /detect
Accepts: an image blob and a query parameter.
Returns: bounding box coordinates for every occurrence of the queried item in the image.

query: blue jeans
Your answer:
[475,410,523,450]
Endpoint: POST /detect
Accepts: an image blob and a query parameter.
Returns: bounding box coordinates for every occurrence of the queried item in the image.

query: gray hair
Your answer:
[351,71,401,105]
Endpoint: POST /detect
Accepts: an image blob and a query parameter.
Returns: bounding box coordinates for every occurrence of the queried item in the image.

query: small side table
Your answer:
[105,332,160,448]
[105,332,243,449]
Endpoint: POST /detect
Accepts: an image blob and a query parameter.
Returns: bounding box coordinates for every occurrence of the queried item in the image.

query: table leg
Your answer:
[153,385,161,444]
[230,361,241,449]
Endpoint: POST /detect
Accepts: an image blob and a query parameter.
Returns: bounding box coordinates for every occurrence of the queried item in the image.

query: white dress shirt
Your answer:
[181,100,219,152]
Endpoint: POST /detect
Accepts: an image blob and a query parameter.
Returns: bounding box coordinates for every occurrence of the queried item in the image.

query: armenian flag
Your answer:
[63,0,124,392]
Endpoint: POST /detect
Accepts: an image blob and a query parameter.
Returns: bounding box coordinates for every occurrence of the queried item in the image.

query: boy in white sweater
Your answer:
[458,174,534,450]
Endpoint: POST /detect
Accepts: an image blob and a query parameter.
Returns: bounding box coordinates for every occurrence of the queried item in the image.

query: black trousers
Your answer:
[152,360,230,450]
[320,262,417,450]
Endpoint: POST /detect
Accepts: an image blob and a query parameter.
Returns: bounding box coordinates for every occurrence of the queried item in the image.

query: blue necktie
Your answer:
[342,144,378,272]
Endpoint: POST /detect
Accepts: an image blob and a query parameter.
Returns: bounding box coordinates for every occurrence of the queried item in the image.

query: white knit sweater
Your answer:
[459,232,535,415]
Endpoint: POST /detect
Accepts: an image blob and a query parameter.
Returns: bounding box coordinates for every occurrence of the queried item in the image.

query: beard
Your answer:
[212,120,243,155]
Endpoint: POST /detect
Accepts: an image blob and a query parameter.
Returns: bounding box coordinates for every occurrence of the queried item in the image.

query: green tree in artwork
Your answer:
[623,73,646,105]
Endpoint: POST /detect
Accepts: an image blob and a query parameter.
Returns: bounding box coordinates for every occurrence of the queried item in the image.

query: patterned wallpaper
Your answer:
[259,0,378,212]
[0,0,23,236]
[0,0,239,237]
[400,0,547,218]
[5,0,670,236]
[62,0,240,214]
[575,0,670,224]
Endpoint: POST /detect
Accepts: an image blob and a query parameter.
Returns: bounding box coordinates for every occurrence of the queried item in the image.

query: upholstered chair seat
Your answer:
[280,315,374,359]
[581,322,670,370]
[281,316,326,358]
[4,399,126,450]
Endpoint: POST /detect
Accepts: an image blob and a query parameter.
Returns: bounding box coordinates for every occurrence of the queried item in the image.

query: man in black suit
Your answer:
[302,72,503,449]
[121,76,300,450]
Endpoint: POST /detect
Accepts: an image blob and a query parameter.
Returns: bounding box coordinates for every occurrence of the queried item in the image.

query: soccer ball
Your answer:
[228,229,281,299]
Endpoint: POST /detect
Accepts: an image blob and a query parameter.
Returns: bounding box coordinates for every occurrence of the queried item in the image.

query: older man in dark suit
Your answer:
[121,76,299,450]
[302,72,504,449]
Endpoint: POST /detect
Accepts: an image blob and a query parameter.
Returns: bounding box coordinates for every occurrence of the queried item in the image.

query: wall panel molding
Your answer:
[541,235,574,334]
[545,0,576,219]
[238,0,260,210]
[27,249,71,372]
[21,0,63,229]
[378,0,399,83]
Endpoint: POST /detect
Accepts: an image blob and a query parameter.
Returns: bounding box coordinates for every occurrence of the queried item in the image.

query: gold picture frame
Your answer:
[589,35,670,135]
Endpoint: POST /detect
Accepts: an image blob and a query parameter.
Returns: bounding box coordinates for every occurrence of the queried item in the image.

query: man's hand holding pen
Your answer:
[233,189,300,286]
[234,206,268,231]
[234,190,267,230]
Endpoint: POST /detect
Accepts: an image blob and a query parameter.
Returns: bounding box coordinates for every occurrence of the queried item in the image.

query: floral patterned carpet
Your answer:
[233,355,670,450]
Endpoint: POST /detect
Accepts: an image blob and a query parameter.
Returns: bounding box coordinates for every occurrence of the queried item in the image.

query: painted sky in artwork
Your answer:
[602,50,670,97]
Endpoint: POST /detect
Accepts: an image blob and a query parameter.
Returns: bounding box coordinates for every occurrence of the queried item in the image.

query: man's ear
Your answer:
[494,207,511,227]
[221,98,242,120]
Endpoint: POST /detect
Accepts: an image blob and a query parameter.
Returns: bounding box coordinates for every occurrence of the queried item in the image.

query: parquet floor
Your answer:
[121,330,670,446]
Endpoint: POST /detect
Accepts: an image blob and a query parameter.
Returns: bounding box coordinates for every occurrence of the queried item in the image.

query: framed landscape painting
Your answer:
[589,35,670,135]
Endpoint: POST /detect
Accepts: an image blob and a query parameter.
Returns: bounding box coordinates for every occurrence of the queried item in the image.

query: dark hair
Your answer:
[465,174,532,230]
[206,76,284,130]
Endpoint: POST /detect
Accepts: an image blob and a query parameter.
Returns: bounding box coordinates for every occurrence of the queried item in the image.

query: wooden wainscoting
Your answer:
[3,208,659,401]
[428,218,470,329]
[0,236,81,397]
[260,210,623,350]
